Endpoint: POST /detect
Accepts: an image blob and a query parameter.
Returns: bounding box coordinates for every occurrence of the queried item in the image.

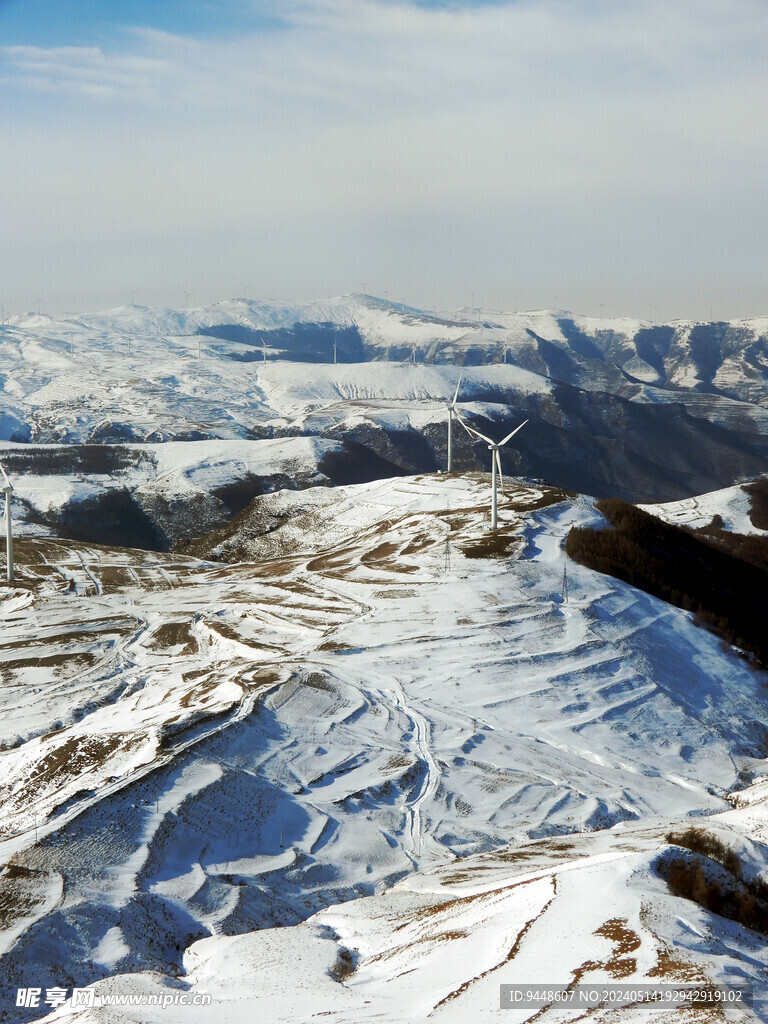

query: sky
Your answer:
[2,0,767,321]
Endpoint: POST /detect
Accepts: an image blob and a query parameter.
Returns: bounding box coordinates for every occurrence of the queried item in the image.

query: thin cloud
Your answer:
[2,0,768,316]
[3,44,176,100]
[5,0,767,109]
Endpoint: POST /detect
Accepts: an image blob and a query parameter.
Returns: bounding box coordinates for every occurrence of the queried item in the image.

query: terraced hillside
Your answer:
[2,474,768,1021]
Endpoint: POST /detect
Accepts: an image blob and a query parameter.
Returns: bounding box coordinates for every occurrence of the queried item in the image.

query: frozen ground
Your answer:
[6,297,768,536]
[4,296,768,447]
[50,805,768,1023]
[1,474,768,1021]
[640,484,766,535]
[0,436,341,539]
[0,298,547,444]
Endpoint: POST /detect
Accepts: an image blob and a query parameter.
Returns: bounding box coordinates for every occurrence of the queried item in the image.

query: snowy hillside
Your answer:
[4,297,768,530]
[640,483,768,535]
[4,294,768,1020]
[0,437,357,548]
[2,474,768,1021]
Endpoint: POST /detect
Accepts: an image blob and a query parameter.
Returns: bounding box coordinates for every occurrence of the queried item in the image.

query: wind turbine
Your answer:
[446,374,464,473]
[0,462,13,582]
[457,416,528,529]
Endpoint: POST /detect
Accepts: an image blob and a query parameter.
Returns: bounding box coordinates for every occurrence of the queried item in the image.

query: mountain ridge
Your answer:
[5,297,768,551]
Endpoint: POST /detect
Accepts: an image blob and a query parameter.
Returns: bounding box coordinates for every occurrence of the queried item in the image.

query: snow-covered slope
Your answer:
[2,474,768,1021]
[0,436,346,547]
[5,297,768,518]
[48,806,768,1023]
[640,483,767,535]
[7,299,768,444]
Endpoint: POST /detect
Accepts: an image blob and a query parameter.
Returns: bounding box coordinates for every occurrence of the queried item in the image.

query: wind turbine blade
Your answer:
[499,419,528,447]
[0,462,10,489]
[453,413,479,438]
[454,414,494,446]
[451,373,463,406]
[495,449,504,493]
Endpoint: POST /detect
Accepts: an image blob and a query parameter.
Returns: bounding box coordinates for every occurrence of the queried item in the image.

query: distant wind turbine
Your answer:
[242,282,250,302]
[457,416,528,529]
[183,290,191,310]
[0,462,14,582]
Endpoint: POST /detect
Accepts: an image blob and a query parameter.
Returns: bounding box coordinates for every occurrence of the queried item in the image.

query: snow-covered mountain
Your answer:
[7,296,768,401]
[4,296,768,1022]
[4,297,768,551]
[2,475,768,1021]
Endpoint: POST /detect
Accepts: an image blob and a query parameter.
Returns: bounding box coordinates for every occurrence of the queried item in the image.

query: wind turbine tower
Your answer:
[457,417,528,529]
[0,462,13,582]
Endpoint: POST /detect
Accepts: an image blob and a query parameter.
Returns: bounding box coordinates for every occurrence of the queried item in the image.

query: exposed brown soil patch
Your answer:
[317,639,351,651]
[1,652,97,673]
[593,917,640,978]
[146,620,198,655]
[459,531,524,559]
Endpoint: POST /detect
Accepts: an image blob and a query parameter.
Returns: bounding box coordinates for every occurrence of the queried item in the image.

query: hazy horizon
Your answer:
[3,0,768,322]
[4,291,768,326]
